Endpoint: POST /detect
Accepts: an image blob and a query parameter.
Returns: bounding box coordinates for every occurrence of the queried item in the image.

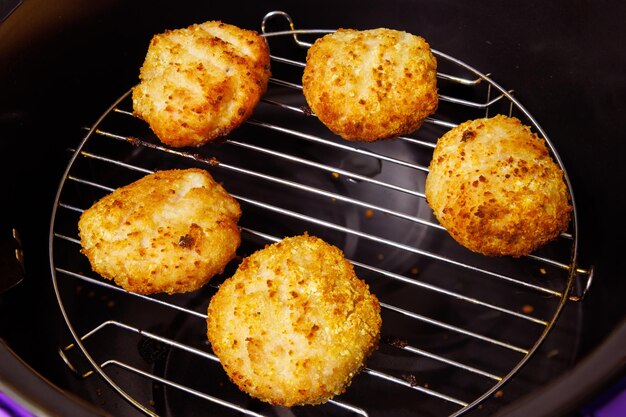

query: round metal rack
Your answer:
[49,11,590,417]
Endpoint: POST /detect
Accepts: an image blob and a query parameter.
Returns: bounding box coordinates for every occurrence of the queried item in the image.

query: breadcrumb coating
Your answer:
[302,28,438,141]
[78,168,241,294]
[207,234,381,406]
[132,21,271,147]
[425,115,572,257]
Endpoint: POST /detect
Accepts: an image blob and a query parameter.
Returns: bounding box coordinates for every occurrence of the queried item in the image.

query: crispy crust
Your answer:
[132,21,271,147]
[302,28,438,141]
[425,115,572,257]
[78,168,241,294]
[206,234,381,406]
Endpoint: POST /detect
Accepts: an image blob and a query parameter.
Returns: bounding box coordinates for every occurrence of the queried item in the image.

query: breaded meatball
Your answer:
[302,28,438,141]
[132,21,271,147]
[78,168,241,294]
[425,115,572,257]
[206,234,381,406]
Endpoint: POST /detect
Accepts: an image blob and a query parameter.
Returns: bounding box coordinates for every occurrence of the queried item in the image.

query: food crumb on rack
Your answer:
[365,209,374,218]
[301,105,313,116]
[384,335,408,348]
[331,172,340,180]
[127,136,141,147]
[402,374,418,387]
[494,389,504,398]
[522,304,534,314]
[191,153,220,166]
[410,267,420,275]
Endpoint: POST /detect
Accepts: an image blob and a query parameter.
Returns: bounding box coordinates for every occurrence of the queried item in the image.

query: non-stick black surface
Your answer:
[1,1,625,417]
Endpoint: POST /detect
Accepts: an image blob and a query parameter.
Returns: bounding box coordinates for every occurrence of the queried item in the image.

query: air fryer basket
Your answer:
[48,11,592,417]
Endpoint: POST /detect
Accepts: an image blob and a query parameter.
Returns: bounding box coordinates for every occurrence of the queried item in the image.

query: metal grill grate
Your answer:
[49,11,592,417]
